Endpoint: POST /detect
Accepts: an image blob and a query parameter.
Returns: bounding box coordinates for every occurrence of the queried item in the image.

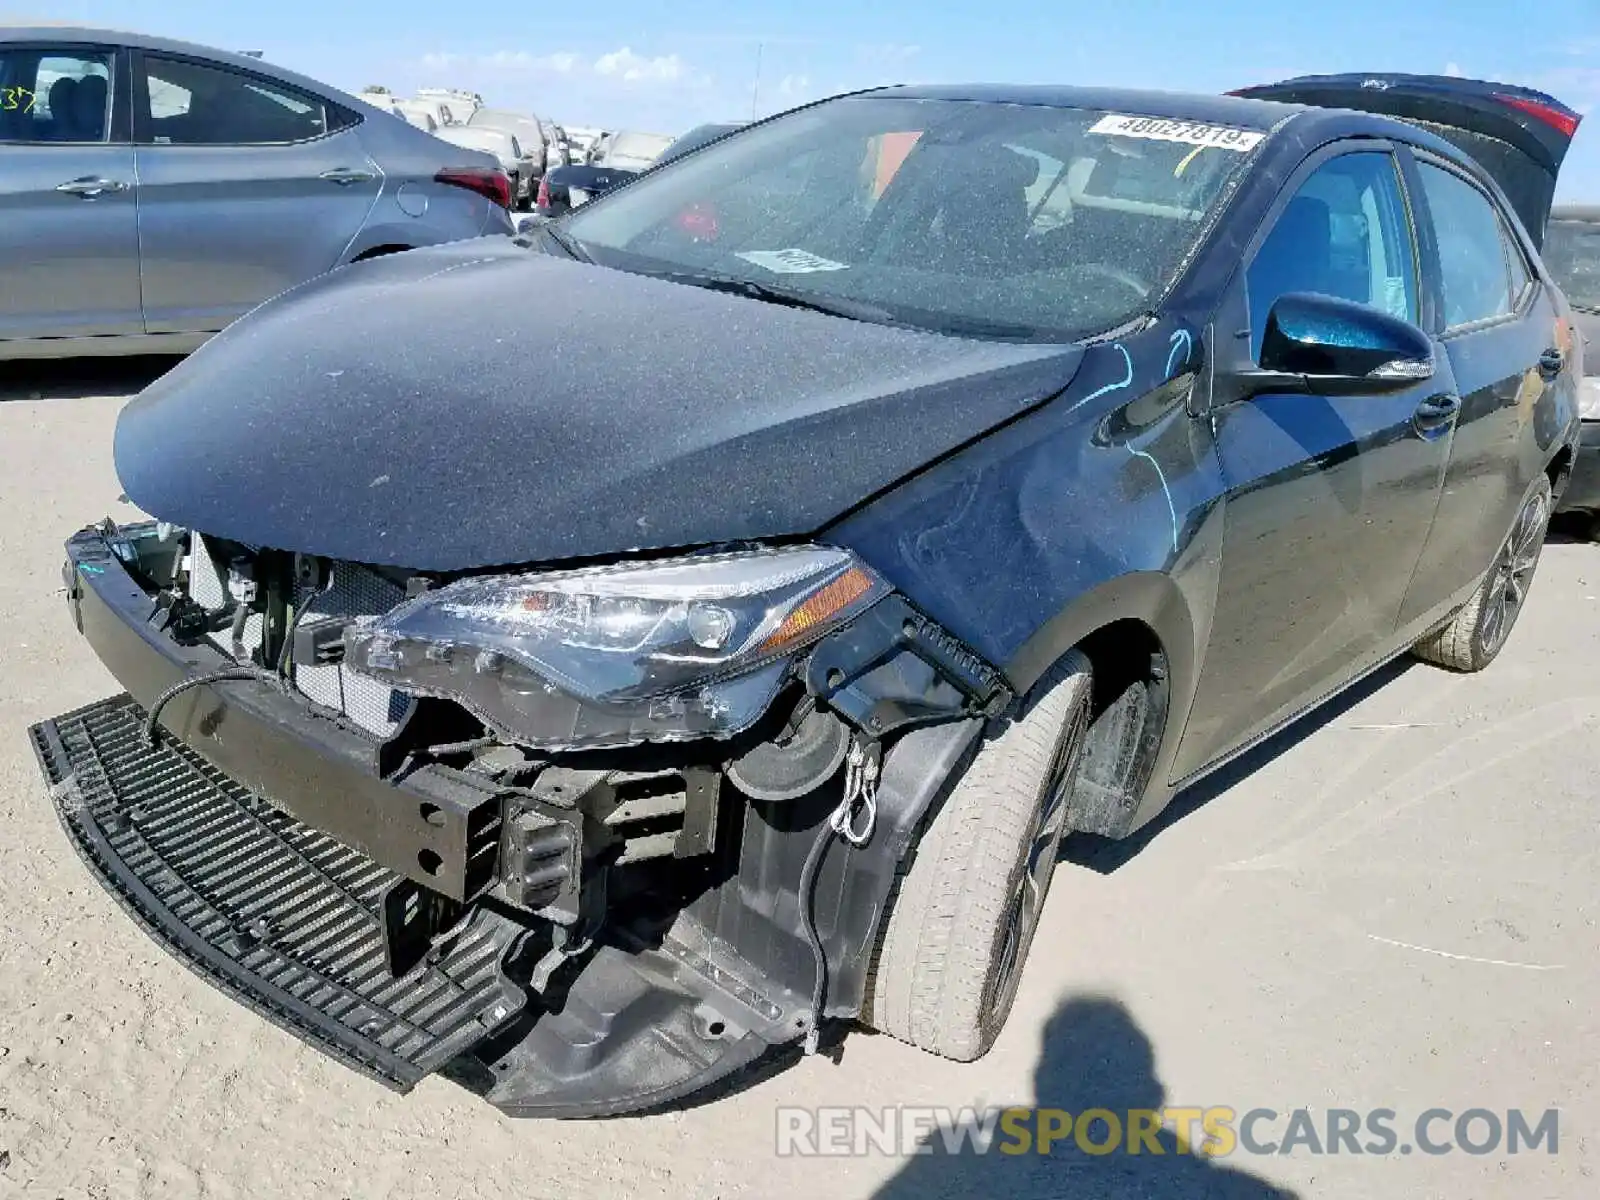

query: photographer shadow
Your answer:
[873,996,1297,1200]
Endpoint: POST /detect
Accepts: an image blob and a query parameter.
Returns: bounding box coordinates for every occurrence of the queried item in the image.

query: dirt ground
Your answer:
[1,362,1597,1199]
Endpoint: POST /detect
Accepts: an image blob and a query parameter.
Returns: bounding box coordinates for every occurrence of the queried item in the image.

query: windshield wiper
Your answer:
[923,313,1066,341]
[649,271,899,326]
[538,222,592,263]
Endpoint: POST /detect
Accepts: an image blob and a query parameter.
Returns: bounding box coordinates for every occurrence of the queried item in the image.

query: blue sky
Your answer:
[22,0,1600,197]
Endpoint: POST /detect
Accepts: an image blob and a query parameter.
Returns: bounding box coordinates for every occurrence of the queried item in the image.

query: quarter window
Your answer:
[1246,151,1419,360]
[1502,217,1532,305]
[0,48,114,143]
[1416,162,1519,329]
[141,55,330,145]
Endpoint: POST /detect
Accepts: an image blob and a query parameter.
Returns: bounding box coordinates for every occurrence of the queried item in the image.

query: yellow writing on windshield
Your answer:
[1,86,37,112]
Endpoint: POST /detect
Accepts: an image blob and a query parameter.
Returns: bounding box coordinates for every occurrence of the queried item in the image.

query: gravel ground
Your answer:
[1,363,1596,1199]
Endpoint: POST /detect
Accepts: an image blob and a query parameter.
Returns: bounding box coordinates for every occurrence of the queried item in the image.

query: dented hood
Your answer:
[116,240,1084,571]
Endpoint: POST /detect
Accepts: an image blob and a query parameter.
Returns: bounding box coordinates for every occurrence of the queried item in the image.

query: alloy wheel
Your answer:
[1478,490,1549,657]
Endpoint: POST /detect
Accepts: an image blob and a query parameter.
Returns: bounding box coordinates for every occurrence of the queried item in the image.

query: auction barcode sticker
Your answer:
[736,249,850,274]
[1090,114,1265,152]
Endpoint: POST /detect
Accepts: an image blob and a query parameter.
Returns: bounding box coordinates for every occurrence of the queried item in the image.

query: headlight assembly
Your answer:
[344,546,890,751]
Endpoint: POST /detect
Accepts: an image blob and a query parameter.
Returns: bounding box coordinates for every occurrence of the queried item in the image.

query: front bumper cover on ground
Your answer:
[31,694,528,1090]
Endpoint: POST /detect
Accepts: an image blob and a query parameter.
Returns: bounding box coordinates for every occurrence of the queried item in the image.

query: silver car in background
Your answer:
[594,129,674,171]
[0,26,515,360]
[467,106,548,181]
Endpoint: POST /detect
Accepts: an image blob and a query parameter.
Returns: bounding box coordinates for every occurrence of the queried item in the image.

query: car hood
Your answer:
[116,240,1084,572]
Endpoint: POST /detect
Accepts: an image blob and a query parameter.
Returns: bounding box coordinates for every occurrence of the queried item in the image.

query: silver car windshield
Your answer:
[1546,218,1600,310]
[561,97,1262,340]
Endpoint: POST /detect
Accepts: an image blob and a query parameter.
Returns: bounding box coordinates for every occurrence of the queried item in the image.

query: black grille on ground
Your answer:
[28,694,527,1091]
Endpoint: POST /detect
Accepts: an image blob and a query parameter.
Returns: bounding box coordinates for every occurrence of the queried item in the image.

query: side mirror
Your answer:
[1259,292,1434,393]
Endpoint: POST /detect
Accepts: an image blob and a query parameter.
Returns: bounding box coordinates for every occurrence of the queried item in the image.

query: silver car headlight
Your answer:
[344,546,890,751]
[1580,377,1600,421]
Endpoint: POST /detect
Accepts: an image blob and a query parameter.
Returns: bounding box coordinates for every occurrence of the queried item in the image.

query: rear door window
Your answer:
[1502,217,1533,304]
[1246,151,1419,359]
[1416,162,1518,329]
[0,48,115,143]
[140,54,330,145]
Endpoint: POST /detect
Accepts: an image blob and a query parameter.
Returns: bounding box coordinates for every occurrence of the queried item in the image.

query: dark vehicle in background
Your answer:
[36,77,1582,1117]
[534,161,637,218]
[534,122,745,218]
[0,26,514,360]
[660,121,745,160]
[1543,206,1600,528]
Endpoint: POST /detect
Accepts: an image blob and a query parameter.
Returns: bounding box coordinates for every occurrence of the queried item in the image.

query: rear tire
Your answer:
[1413,475,1552,672]
[865,650,1093,1061]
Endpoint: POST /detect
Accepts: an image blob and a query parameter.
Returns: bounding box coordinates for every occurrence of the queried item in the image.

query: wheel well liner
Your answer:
[836,610,1181,1017]
[1547,444,1573,495]
[1068,619,1171,838]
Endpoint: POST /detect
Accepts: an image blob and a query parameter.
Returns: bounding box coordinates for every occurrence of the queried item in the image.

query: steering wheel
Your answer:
[1074,262,1152,301]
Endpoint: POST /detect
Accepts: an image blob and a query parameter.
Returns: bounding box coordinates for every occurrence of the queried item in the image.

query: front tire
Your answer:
[1413,475,1552,672]
[866,651,1093,1061]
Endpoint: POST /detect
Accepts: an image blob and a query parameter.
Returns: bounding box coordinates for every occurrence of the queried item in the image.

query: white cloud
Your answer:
[1444,62,1465,78]
[420,50,581,76]
[534,52,582,75]
[776,73,811,99]
[401,43,717,130]
[593,47,685,84]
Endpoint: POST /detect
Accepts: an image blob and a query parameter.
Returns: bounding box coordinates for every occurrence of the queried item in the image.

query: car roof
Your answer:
[0,24,377,113]
[440,125,512,146]
[853,82,1499,194]
[859,83,1305,130]
[473,107,542,126]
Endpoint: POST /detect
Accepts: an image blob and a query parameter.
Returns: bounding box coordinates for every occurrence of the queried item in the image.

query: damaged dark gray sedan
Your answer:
[33,78,1585,1115]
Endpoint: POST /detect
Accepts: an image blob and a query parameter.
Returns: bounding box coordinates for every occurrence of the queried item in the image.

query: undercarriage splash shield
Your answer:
[28,694,527,1090]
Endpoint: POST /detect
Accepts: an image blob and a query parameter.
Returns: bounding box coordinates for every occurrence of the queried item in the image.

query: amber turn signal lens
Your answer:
[757,567,877,654]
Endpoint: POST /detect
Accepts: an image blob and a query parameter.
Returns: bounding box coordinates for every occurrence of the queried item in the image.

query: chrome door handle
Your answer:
[56,177,129,198]
[319,167,376,186]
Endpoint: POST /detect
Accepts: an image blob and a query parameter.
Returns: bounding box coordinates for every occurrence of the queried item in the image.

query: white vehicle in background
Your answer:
[435,124,535,208]
[353,89,439,132]
[468,108,548,182]
[392,101,439,133]
[596,130,674,171]
[541,121,569,170]
[404,95,462,128]
[563,124,607,164]
[417,86,480,123]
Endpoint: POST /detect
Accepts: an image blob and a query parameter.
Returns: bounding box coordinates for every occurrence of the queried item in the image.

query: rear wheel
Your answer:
[1413,475,1552,672]
[866,650,1093,1061]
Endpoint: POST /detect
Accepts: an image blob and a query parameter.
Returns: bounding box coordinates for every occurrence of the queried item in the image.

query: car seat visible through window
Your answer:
[73,74,107,141]
[46,76,80,140]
